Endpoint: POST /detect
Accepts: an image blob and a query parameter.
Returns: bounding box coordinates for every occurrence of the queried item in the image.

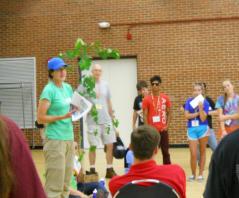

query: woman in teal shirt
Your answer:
[37,57,75,198]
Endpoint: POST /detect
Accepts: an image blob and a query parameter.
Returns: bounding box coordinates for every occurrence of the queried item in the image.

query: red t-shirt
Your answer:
[109,160,186,198]
[142,93,171,131]
[1,116,46,198]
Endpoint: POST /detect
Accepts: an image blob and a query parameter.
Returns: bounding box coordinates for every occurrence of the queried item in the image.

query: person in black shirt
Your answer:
[204,129,239,198]
[127,81,149,172]
[201,83,217,151]
[132,80,148,129]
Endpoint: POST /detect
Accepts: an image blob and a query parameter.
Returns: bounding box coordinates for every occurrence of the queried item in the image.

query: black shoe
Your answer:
[86,167,98,175]
[105,168,117,179]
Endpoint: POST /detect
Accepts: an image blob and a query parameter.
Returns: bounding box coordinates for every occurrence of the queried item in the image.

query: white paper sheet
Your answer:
[190,94,204,109]
[71,91,92,121]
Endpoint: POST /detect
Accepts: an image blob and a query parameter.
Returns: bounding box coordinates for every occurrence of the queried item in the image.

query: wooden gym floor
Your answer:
[32,148,212,198]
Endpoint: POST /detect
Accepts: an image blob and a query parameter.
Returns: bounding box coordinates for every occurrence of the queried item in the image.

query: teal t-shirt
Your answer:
[40,81,74,140]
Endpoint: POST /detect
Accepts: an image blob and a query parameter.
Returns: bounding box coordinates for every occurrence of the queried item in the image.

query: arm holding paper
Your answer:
[37,99,75,124]
[185,111,199,120]
[198,102,207,122]
[184,98,199,119]
[184,95,208,121]
[71,92,93,122]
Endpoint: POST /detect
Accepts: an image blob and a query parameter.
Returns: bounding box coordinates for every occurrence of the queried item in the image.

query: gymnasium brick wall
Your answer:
[1,0,239,146]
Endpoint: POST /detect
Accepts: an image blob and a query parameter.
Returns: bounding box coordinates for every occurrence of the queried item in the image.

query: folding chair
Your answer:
[113,179,180,198]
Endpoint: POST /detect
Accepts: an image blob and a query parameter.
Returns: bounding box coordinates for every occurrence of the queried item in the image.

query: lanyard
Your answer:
[151,94,161,115]
[194,107,199,120]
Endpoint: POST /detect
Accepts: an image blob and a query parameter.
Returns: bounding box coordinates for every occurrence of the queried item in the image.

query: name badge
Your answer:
[65,98,71,104]
[225,119,232,126]
[152,116,160,123]
[191,120,199,127]
[96,104,103,110]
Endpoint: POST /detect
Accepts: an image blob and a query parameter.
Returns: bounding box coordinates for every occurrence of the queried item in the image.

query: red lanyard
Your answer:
[151,94,161,115]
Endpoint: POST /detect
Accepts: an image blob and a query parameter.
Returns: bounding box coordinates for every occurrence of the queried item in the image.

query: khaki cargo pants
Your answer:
[43,139,74,198]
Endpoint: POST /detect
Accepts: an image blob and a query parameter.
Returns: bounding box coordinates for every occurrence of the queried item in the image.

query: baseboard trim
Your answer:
[30,144,190,150]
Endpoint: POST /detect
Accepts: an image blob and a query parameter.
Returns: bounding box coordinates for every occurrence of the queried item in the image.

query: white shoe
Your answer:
[197,175,204,182]
[187,175,195,182]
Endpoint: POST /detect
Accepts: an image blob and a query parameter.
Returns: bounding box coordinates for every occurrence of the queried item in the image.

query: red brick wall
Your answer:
[1,0,239,145]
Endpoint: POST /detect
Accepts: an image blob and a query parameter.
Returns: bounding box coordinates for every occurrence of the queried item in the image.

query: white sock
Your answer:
[90,165,95,169]
[107,164,113,169]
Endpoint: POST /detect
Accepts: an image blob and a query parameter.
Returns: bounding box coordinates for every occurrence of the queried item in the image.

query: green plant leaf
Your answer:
[89,145,97,152]
[82,76,95,91]
[78,56,92,71]
[107,48,113,54]
[106,125,110,134]
[65,50,76,59]
[88,91,96,98]
[111,50,120,59]
[58,52,64,58]
[98,49,108,59]
[73,48,80,57]
[112,118,119,128]
[75,38,85,50]
[78,150,85,162]
[90,105,99,123]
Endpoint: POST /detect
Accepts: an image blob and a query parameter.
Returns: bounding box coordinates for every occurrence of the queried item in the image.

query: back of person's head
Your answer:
[130,125,160,160]
[201,82,207,90]
[150,75,162,84]
[136,80,148,91]
[0,118,14,198]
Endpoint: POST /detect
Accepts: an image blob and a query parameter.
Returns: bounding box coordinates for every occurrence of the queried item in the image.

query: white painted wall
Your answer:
[82,58,137,148]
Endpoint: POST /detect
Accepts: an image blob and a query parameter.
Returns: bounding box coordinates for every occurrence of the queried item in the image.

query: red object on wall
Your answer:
[127,31,132,40]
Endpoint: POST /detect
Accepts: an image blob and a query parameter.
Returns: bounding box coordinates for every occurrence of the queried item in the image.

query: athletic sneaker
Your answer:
[105,168,117,179]
[187,175,195,182]
[197,175,204,182]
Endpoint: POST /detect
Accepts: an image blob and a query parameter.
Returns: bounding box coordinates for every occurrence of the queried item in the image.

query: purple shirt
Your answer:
[215,94,239,126]
[185,97,209,128]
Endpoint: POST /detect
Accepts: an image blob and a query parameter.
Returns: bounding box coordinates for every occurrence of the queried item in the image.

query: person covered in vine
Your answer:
[78,64,117,179]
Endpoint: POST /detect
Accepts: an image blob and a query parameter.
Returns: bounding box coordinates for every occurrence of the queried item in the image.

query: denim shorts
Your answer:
[187,125,209,140]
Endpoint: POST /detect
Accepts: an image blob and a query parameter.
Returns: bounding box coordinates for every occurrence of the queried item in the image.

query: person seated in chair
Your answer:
[109,125,186,198]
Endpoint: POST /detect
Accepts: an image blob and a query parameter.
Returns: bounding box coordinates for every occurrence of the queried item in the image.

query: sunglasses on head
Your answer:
[151,82,160,86]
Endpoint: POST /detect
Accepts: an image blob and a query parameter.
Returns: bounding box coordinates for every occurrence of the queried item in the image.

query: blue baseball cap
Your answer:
[48,57,68,70]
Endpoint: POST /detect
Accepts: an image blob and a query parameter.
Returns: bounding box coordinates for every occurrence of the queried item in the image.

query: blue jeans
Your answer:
[207,129,217,151]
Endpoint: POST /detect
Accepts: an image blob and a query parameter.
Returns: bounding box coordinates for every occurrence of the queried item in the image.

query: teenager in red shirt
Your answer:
[109,125,186,198]
[142,75,172,164]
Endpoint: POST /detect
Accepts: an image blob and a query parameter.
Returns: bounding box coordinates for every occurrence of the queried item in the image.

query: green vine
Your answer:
[59,38,120,154]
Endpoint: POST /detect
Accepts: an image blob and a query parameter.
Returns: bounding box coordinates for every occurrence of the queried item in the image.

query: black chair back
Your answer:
[114,179,179,198]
